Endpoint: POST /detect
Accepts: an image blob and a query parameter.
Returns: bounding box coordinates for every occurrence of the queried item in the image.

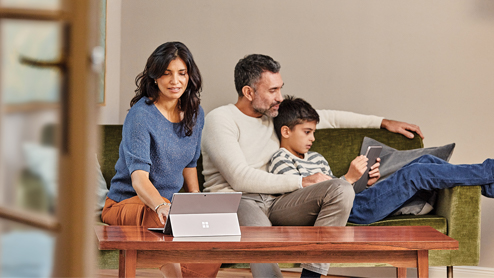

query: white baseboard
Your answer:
[322,266,494,278]
[430,266,494,278]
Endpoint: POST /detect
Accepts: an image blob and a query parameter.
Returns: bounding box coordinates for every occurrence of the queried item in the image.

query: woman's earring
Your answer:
[154,80,157,84]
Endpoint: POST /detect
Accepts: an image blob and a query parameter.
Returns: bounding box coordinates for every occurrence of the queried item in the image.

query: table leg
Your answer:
[118,250,137,278]
[396,267,407,278]
[417,250,429,278]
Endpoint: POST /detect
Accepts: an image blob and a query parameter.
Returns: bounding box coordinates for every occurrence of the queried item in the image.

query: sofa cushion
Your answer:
[347,214,447,234]
[100,125,123,188]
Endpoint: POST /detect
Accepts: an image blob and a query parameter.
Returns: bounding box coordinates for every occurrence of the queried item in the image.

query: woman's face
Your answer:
[156,58,189,102]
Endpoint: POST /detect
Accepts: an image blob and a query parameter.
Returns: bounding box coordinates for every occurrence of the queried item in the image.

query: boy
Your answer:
[270,95,494,234]
[267,96,381,278]
[269,96,494,278]
[268,96,381,188]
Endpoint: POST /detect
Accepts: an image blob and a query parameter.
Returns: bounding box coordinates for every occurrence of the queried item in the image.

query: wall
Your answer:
[101,0,494,274]
[99,0,121,124]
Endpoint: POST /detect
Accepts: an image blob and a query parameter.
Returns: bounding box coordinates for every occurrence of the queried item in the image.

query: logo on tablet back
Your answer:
[202,222,209,228]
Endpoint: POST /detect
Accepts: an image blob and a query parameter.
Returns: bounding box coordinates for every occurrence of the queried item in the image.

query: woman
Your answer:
[102,42,220,278]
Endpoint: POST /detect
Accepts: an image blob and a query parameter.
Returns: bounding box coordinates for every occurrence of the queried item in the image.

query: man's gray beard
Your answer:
[253,107,278,118]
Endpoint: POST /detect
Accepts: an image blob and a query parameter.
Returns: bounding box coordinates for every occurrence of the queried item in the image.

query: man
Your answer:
[201,54,424,278]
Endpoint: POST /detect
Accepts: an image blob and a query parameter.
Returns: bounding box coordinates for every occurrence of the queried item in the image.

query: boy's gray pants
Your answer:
[237,179,355,277]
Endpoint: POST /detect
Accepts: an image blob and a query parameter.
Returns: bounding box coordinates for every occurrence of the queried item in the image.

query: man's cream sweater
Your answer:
[201,104,383,194]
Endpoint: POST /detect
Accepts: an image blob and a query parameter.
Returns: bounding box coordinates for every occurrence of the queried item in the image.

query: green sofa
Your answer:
[96,125,481,274]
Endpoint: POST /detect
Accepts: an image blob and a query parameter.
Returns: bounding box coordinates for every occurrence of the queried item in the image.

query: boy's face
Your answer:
[282,120,317,158]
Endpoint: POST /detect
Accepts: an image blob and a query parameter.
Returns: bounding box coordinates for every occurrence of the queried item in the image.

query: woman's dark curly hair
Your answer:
[131,41,202,137]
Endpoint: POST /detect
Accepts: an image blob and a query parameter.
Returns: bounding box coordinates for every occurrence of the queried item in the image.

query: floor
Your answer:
[96,268,350,278]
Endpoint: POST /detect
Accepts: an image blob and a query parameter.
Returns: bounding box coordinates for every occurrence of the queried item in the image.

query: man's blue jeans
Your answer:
[349,155,494,224]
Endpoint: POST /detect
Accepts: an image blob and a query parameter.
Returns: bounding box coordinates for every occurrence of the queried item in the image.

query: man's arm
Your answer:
[202,111,301,194]
[316,109,383,129]
[316,109,424,139]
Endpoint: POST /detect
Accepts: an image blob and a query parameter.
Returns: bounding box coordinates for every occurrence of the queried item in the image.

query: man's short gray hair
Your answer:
[234,54,281,97]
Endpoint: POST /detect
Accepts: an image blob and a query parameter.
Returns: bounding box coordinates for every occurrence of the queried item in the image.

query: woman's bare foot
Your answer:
[160,263,182,278]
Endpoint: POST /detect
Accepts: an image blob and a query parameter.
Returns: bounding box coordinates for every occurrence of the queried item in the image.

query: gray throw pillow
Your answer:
[360,137,455,216]
[360,137,455,181]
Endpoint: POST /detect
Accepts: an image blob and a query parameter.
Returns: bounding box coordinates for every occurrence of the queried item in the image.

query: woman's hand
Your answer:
[344,155,369,184]
[156,203,171,225]
[367,158,381,186]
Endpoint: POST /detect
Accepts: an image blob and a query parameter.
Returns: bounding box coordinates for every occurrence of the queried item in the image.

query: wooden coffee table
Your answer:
[95,225,458,278]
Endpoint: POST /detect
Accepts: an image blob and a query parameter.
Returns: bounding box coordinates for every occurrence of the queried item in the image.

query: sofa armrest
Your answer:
[434,186,481,266]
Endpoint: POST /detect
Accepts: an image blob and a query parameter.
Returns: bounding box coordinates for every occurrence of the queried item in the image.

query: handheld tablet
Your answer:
[353,145,382,194]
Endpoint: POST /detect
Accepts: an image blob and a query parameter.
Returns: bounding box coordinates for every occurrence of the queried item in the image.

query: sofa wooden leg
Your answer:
[447,266,453,278]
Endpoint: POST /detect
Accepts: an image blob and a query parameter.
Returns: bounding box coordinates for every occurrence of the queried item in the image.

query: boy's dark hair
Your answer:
[273,95,320,140]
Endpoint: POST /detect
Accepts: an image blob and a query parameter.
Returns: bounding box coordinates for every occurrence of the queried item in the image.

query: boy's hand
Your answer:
[344,155,368,184]
[367,158,381,186]
[302,173,332,187]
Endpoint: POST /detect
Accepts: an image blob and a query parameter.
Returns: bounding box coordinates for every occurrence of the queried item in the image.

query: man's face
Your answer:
[251,71,284,118]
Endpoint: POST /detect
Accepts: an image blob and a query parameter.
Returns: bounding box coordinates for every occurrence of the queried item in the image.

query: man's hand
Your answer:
[381,119,424,139]
[367,158,381,186]
[302,172,332,188]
